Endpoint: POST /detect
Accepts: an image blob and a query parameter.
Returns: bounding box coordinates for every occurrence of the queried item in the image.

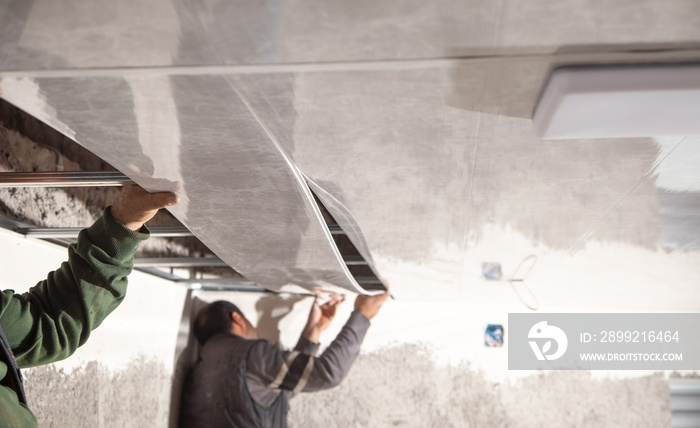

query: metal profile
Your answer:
[186,284,269,293]
[0,185,370,291]
[343,255,366,266]
[671,379,700,428]
[134,257,229,268]
[352,276,384,286]
[134,255,368,268]
[20,225,340,238]
[0,171,133,187]
[22,226,192,238]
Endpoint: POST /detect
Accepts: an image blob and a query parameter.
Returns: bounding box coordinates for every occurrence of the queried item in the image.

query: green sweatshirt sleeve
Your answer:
[0,206,149,368]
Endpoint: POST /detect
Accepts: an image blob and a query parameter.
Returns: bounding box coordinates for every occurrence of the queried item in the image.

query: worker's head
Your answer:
[193,300,258,344]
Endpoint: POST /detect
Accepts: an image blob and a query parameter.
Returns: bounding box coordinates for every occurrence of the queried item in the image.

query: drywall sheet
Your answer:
[0,73,371,294]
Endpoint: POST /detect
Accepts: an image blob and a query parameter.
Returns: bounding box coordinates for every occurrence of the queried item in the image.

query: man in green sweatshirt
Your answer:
[0,184,179,427]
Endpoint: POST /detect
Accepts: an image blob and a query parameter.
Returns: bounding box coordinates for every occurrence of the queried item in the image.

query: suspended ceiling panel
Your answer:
[1,0,700,306]
[0,73,367,295]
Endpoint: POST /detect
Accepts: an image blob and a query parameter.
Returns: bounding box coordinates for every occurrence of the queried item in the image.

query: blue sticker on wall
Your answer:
[482,262,502,280]
[485,324,504,347]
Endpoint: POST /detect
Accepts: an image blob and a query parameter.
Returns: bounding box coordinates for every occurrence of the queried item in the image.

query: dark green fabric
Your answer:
[0,387,34,428]
[0,207,148,427]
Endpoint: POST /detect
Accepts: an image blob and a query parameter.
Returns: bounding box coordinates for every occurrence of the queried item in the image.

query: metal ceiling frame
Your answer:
[0,207,269,292]
[0,171,373,293]
[0,171,134,187]
[0,171,267,292]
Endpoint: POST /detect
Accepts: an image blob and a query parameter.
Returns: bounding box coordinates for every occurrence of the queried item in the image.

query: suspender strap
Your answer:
[0,323,27,405]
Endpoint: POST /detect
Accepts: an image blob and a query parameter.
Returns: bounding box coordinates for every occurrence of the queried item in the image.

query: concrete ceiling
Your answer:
[1,0,699,309]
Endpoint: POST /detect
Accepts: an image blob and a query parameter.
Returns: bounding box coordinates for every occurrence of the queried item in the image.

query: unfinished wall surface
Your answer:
[24,358,172,428]
[19,341,672,428]
[288,344,670,428]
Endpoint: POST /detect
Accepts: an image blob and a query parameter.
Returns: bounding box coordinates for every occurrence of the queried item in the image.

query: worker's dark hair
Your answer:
[193,301,243,345]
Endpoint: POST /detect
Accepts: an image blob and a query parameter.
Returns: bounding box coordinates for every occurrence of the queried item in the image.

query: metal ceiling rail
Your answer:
[171,277,257,285]
[0,173,364,290]
[169,277,269,292]
[0,171,133,187]
[135,255,369,268]
[133,267,268,293]
[0,209,378,291]
[0,173,346,233]
[135,257,229,268]
[22,226,193,238]
[145,270,382,287]
[138,267,381,290]
[353,277,384,286]
[175,276,380,287]
[187,284,270,293]
[20,225,342,238]
[342,255,366,266]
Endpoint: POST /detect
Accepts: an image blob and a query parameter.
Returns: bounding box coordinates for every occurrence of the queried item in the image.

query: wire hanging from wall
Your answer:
[508,255,540,311]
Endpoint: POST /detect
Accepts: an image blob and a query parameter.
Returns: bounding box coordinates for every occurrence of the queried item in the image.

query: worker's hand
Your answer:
[110,185,179,232]
[354,286,390,321]
[303,296,344,343]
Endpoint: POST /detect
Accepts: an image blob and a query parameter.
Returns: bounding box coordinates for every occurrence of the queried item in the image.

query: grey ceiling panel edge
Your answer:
[225,76,381,296]
[294,173,381,296]
[0,74,372,296]
[304,175,378,272]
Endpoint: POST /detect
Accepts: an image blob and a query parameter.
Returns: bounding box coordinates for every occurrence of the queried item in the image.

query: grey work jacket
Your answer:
[180,311,370,428]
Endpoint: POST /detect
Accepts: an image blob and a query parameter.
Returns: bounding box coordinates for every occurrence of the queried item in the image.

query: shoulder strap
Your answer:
[0,323,27,405]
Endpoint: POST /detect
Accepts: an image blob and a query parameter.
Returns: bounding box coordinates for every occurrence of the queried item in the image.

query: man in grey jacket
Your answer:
[180,289,389,428]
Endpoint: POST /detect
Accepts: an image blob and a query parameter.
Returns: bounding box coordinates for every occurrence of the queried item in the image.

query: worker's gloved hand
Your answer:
[354,286,390,321]
[111,184,180,232]
[303,296,344,343]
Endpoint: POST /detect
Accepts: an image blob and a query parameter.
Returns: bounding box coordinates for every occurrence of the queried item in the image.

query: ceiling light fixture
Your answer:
[533,64,700,139]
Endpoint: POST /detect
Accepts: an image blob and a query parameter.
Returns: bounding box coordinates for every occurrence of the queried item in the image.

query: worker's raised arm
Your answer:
[246,289,390,393]
[0,185,178,367]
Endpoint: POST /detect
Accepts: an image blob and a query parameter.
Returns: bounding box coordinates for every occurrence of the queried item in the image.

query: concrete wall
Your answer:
[289,344,670,428]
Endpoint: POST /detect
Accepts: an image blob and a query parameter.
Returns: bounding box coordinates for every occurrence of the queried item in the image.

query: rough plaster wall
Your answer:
[0,124,107,227]
[288,344,670,428]
[23,356,172,428]
[0,111,198,258]
[17,342,675,428]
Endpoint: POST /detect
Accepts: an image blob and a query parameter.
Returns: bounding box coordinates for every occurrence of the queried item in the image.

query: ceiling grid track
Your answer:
[0,170,360,292]
[224,77,380,294]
